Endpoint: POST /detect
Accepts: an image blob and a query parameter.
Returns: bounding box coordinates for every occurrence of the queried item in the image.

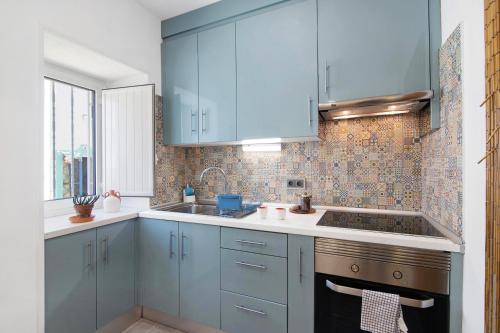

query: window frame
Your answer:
[43,76,97,202]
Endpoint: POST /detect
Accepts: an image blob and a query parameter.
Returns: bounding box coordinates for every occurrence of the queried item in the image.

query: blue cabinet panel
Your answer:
[221,249,287,304]
[162,0,289,38]
[288,235,314,333]
[221,290,287,333]
[97,220,136,329]
[318,0,430,103]
[179,222,221,328]
[45,229,97,333]
[221,227,287,257]
[139,218,180,316]
[236,0,318,140]
[198,23,237,143]
[163,34,199,145]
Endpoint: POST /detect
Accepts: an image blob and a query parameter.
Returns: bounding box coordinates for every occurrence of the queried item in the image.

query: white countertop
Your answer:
[44,208,140,240]
[44,203,463,252]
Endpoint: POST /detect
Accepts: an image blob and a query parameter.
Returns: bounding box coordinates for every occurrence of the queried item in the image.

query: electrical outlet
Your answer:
[287,178,306,189]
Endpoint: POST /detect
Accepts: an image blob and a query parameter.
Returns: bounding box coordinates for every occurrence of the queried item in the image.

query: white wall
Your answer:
[0,0,161,331]
[441,1,486,332]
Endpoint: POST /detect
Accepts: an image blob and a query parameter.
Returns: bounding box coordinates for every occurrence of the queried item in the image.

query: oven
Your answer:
[315,238,451,333]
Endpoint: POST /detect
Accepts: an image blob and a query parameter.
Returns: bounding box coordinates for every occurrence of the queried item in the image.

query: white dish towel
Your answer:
[360,289,408,333]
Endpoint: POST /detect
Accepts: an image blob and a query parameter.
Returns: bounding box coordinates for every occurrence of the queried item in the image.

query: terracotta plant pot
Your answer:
[74,204,94,218]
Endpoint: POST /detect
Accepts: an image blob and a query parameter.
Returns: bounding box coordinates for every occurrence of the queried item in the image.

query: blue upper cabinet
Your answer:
[236,0,318,140]
[318,0,430,103]
[163,34,199,145]
[179,222,221,328]
[139,218,180,316]
[198,23,237,143]
[96,220,136,329]
[45,229,97,333]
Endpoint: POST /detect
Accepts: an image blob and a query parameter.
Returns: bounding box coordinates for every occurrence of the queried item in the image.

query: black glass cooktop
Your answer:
[317,211,445,237]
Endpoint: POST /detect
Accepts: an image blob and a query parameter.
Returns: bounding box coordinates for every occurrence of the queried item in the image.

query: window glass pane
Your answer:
[44,80,54,201]
[73,87,94,196]
[44,78,96,200]
[53,81,73,199]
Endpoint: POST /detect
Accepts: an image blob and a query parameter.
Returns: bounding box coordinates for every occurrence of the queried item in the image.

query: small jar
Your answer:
[257,205,268,219]
[276,207,286,220]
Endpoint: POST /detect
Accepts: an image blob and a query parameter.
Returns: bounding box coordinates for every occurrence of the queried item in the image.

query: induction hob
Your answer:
[316,211,445,237]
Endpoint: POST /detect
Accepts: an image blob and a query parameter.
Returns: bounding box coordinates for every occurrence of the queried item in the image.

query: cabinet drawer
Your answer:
[221,249,287,304]
[221,227,287,257]
[221,290,287,333]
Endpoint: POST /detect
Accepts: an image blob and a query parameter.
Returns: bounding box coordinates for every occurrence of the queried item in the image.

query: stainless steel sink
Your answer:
[154,202,258,219]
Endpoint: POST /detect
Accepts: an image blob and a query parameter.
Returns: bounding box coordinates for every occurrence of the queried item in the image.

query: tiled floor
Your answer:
[122,319,185,333]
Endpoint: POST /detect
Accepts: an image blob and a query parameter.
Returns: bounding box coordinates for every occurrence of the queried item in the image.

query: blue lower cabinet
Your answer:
[97,220,136,329]
[179,222,221,328]
[221,248,287,304]
[221,227,288,257]
[288,235,315,333]
[221,290,287,333]
[45,229,97,333]
[139,218,180,316]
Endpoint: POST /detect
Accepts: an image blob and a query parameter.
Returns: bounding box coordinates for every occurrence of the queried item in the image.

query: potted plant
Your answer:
[71,194,100,222]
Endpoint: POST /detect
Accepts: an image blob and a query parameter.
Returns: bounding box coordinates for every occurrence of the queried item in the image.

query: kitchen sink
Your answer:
[154,202,259,219]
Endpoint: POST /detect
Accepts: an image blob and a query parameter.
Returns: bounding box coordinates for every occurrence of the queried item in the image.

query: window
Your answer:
[44,78,96,200]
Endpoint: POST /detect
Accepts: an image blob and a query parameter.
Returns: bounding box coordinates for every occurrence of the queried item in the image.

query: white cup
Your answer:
[276,207,286,220]
[257,206,268,219]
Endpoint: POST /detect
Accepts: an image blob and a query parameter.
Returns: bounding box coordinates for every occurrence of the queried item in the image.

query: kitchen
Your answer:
[0,0,489,333]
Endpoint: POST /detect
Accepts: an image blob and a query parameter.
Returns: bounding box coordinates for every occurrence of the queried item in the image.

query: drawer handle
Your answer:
[234,304,267,316]
[235,239,267,247]
[325,280,435,309]
[235,261,267,270]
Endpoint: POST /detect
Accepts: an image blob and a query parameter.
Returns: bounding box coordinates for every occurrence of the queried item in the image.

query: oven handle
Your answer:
[326,280,435,309]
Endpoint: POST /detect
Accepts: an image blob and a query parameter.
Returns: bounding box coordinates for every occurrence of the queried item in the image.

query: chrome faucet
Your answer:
[199,167,228,194]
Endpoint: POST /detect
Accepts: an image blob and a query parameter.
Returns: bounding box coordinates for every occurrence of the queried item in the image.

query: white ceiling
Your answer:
[44,33,143,82]
[136,0,221,20]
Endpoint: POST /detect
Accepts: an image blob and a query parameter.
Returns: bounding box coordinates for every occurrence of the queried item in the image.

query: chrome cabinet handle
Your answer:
[299,248,303,283]
[202,109,207,133]
[191,110,197,133]
[235,261,267,270]
[234,239,266,247]
[86,241,93,267]
[181,233,187,260]
[234,304,267,316]
[325,280,435,309]
[102,237,109,265]
[307,96,313,126]
[169,231,175,258]
[325,63,330,95]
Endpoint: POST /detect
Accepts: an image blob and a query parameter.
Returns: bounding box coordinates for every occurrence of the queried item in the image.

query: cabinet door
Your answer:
[236,0,318,140]
[318,0,430,103]
[199,23,237,143]
[140,218,180,316]
[97,220,136,329]
[45,229,97,333]
[179,222,221,328]
[288,235,314,333]
[163,34,199,145]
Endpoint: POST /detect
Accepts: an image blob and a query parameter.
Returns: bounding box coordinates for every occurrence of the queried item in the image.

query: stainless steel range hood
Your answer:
[319,90,433,121]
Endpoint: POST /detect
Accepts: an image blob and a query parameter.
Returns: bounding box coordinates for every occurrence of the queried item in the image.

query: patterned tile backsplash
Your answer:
[421,25,463,239]
[152,25,464,239]
[185,115,422,211]
[150,96,187,207]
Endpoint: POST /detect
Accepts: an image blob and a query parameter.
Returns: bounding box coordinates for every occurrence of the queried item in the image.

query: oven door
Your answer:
[315,273,450,333]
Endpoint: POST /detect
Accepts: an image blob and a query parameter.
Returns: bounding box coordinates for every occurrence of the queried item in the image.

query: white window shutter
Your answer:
[102,85,154,197]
